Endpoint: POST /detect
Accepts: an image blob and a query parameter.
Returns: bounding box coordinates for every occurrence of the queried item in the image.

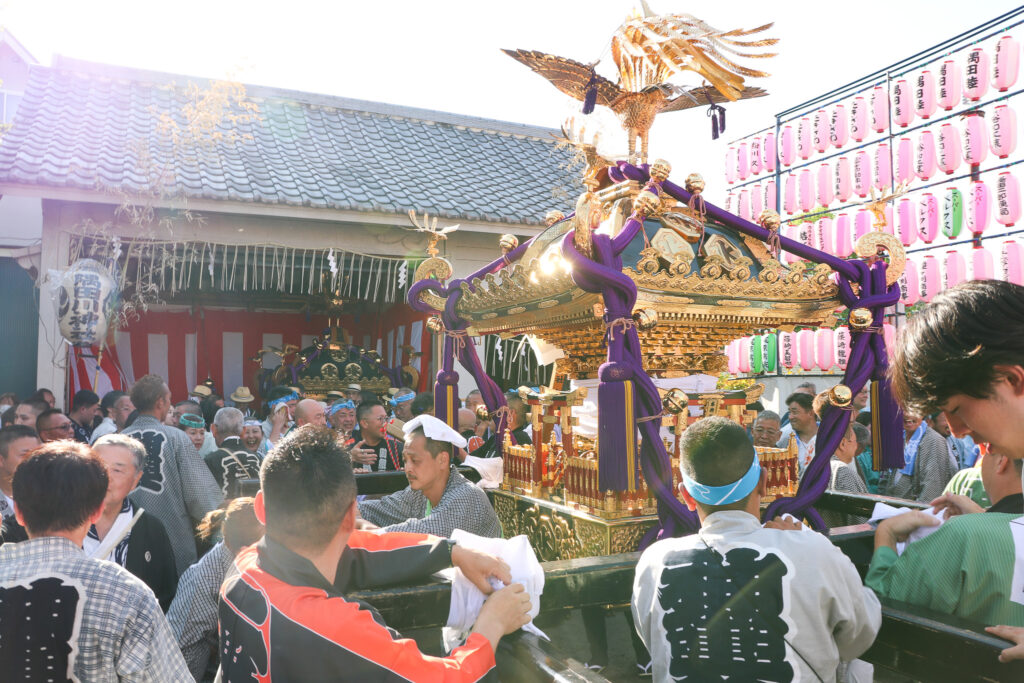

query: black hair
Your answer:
[13,441,107,534]
[0,424,39,457]
[891,280,1024,415]
[411,392,434,417]
[99,391,128,415]
[785,392,815,413]
[259,425,356,552]
[679,417,757,512]
[71,390,99,412]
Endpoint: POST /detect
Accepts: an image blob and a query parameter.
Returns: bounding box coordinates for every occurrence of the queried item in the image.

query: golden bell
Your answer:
[499,234,520,254]
[634,190,661,217]
[632,308,658,331]
[543,210,566,227]
[426,316,444,334]
[684,173,706,195]
[759,210,782,231]
[828,384,853,408]
[662,388,689,415]
[649,159,672,183]
[848,308,873,330]
[475,403,491,422]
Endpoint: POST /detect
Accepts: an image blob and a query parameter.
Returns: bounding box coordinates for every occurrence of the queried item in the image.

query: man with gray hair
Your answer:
[751,410,782,448]
[204,407,262,498]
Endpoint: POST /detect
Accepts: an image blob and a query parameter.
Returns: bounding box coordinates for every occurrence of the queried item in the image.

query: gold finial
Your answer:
[408,210,460,258]
[827,384,853,408]
[634,190,661,217]
[662,388,689,415]
[684,173,706,195]
[848,308,873,330]
[499,234,520,254]
[426,316,445,334]
[650,159,672,183]
[544,210,566,227]
[759,210,781,231]
[632,308,659,331]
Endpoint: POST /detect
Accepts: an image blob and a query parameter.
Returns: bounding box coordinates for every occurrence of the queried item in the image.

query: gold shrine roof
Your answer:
[411,179,841,378]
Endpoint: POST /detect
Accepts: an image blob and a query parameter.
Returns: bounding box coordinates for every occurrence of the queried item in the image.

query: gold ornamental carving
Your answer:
[610,521,655,554]
[493,493,519,538]
[574,518,609,558]
[521,504,583,562]
[853,231,906,287]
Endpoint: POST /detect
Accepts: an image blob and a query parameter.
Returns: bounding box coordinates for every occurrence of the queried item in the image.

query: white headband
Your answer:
[403,414,468,449]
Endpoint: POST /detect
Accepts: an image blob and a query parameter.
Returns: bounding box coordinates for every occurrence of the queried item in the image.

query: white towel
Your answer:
[439,529,548,651]
[463,455,503,489]
[868,502,945,555]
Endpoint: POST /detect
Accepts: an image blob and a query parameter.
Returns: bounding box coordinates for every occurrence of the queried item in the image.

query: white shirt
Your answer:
[633,510,880,682]
[89,417,118,444]
[778,426,817,476]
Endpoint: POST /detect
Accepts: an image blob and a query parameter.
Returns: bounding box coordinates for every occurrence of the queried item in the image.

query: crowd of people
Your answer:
[1,280,1024,680]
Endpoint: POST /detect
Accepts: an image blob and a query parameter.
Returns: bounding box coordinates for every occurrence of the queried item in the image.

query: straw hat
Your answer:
[230,386,255,404]
[326,390,346,401]
[190,385,212,398]
[346,383,362,392]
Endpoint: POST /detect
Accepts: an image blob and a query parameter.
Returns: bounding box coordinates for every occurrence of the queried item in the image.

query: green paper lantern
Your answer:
[749,335,763,374]
[762,333,778,372]
[943,187,963,239]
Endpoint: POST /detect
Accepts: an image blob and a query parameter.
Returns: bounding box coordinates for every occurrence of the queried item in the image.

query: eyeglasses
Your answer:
[43,422,73,433]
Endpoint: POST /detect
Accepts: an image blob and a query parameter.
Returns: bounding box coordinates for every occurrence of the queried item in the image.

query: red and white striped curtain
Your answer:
[67,305,432,401]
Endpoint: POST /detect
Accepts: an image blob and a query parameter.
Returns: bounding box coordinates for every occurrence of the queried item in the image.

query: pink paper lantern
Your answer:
[918,193,939,243]
[874,143,892,192]
[725,193,734,213]
[751,183,764,224]
[738,337,751,373]
[796,221,812,249]
[994,35,1020,92]
[895,137,914,186]
[964,47,990,102]
[851,96,868,141]
[997,172,1021,227]
[737,142,750,181]
[883,205,894,235]
[831,104,850,148]
[764,179,777,213]
[780,332,796,369]
[971,245,995,280]
[797,117,813,160]
[900,259,920,305]
[816,217,833,254]
[834,213,853,257]
[854,151,871,198]
[1002,240,1024,285]
[963,114,988,166]
[738,188,751,221]
[835,156,853,202]
[779,125,796,167]
[920,255,941,302]
[784,173,798,215]
[938,60,962,111]
[915,70,937,120]
[799,168,815,213]
[938,122,962,174]
[815,328,834,371]
[855,209,873,240]
[898,198,918,247]
[797,329,816,372]
[750,136,763,175]
[968,180,991,235]
[813,109,830,153]
[725,146,737,184]
[835,327,851,370]
[991,105,1018,159]
[892,79,914,128]
[764,133,777,172]
[883,324,897,361]
[916,130,937,181]
[817,163,834,207]
[944,250,966,289]
[870,86,888,133]
[727,341,740,374]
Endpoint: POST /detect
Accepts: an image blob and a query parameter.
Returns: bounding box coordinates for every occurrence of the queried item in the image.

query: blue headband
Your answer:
[268,392,299,409]
[682,454,762,506]
[390,393,415,407]
[329,400,356,415]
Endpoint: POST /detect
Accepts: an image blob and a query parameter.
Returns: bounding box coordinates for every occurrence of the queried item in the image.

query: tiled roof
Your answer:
[0,58,578,226]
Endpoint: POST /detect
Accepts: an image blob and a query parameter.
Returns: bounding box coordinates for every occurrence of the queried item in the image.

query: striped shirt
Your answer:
[821,457,869,528]
[167,542,236,682]
[866,512,1024,627]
